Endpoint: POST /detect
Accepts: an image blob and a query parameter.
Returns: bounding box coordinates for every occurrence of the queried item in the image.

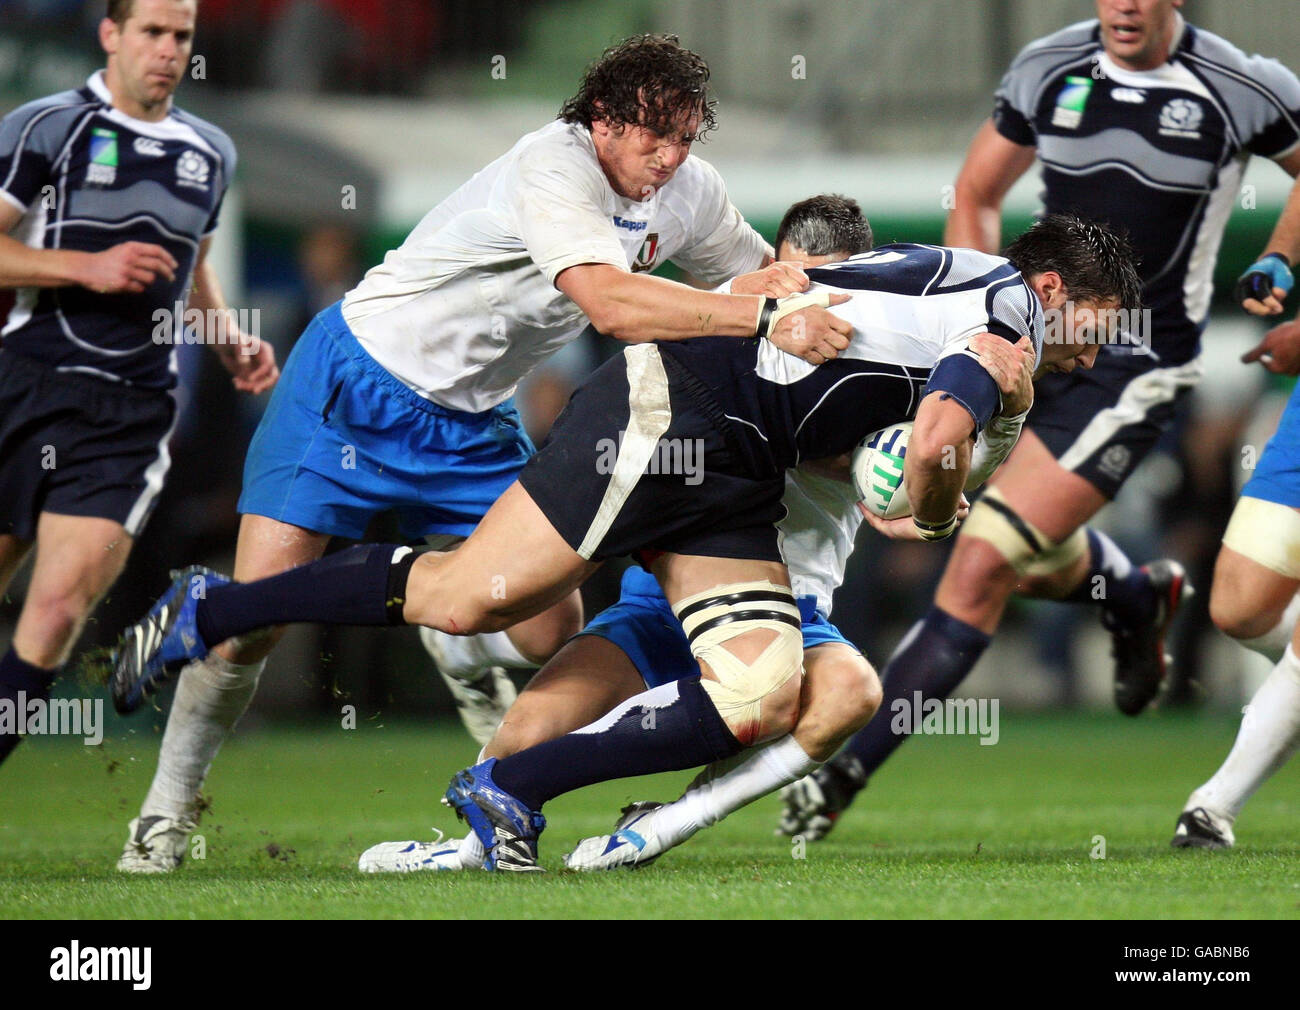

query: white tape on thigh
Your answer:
[1223,496,1300,579]
[672,581,804,732]
[962,488,1083,576]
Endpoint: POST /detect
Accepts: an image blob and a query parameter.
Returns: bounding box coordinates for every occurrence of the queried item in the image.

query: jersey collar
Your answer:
[84,70,208,149]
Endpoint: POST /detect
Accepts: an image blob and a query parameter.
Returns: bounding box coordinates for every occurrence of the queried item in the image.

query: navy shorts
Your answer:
[1026,347,1201,499]
[0,350,178,540]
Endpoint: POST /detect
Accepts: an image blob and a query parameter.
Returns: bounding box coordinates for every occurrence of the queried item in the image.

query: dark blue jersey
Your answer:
[0,72,236,389]
[993,16,1300,365]
[658,244,1042,474]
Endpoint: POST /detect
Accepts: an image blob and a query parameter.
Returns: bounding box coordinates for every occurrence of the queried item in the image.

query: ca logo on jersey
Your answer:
[134,136,166,157]
[631,233,661,273]
[1110,87,1146,104]
[176,150,210,190]
[1159,98,1203,139]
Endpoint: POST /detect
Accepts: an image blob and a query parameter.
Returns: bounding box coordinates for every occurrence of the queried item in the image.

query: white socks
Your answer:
[1188,644,1300,821]
[139,653,265,822]
[1239,592,1300,664]
[649,735,819,848]
[421,628,532,680]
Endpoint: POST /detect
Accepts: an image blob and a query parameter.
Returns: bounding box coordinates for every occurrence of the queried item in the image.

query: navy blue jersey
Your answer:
[0,72,236,388]
[658,244,1042,474]
[993,16,1300,366]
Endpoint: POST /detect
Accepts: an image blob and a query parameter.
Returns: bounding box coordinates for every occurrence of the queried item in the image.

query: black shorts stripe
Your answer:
[675,588,796,624]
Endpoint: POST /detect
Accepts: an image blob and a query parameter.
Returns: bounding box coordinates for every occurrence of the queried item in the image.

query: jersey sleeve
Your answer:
[0,102,64,215]
[203,135,238,238]
[666,158,769,283]
[992,45,1046,146]
[1239,56,1300,161]
[512,150,629,286]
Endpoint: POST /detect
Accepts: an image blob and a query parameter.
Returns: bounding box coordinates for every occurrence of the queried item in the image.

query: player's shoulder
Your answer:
[0,86,97,145]
[510,119,607,188]
[1179,23,1300,100]
[1007,19,1100,75]
[169,105,237,171]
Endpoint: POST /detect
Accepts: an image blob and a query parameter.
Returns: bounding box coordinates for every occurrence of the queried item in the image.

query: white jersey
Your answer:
[341,120,767,413]
[779,467,863,618]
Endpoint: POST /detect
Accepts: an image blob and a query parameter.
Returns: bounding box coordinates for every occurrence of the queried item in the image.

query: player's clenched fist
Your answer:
[730,260,810,299]
[764,291,854,364]
[80,241,178,295]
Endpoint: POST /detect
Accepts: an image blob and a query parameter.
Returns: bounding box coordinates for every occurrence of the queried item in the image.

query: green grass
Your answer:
[1,712,1297,919]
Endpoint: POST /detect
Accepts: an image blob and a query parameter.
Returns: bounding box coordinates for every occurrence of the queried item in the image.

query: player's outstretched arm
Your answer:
[943,120,1036,254]
[0,200,177,294]
[189,237,279,395]
[556,262,853,364]
[1236,148,1300,317]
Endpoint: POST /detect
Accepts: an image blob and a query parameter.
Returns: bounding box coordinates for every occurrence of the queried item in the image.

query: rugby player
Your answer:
[111,34,852,872]
[111,213,1138,869]
[0,0,277,767]
[1171,319,1300,848]
[779,0,1300,842]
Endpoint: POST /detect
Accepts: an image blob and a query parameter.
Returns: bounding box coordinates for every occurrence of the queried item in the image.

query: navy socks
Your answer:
[195,544,418,647]
[491,676,743,810]
[0,648,59,765]
[1062,528,1155,631]
[840,605,991,777]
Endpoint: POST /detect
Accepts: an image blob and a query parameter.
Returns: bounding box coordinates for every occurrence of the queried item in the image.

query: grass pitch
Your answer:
[1,711,1296,919]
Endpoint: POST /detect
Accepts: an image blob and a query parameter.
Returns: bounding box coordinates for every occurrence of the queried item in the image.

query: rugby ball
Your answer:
[851,422,912,519]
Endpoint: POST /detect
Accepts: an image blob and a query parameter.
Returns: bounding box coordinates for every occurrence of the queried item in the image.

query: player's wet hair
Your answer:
[108,0,198,24]
[560,34,717,141]
[1003,214,1143,311]
[775,195,873,258]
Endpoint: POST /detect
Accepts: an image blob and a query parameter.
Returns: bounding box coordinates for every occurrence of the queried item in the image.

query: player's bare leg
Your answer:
[119,514,329,872]
[1208,545,1300,662]
[1,515,133,766]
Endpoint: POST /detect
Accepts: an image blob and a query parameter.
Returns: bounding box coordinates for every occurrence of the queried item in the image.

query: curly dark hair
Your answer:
[775,195,873,258]
[1003,213,1143,311]
[559,34,718,140]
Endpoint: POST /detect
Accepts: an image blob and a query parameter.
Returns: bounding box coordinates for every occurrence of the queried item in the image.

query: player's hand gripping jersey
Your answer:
[994,15,1300,362]
[656,243,1044,475]
[339,120,768,413]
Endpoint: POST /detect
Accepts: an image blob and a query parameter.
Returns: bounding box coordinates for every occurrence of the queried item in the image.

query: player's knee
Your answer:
[673,580,806,747]
[800,654,880,759]
[1208,588,1269,641]
[508,594,584,665]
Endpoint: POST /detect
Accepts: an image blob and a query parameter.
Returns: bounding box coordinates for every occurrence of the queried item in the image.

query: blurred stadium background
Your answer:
[2,0,1298,733]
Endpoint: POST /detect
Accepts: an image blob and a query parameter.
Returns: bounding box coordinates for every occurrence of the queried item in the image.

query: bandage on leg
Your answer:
[672,580,805,745]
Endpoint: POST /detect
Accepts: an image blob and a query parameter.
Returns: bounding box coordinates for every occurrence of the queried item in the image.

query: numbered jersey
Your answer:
[0,72,235,389]
[657,243,1043,475]
[994,15,1300,363]
[340,120,767,413]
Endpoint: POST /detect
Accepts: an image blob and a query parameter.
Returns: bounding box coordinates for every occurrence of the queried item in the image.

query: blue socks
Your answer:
[490,676,743,810]
[1063,528,1155,631]
[840,605,990,776]
[0,648,58,765]
[195,544,418,647]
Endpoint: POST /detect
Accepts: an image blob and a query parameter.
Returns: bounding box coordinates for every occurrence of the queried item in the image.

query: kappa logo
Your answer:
[134,136,165,157]
[176,149,210,189]
[1111,87,1146,104]
[613,215,648,233]
[1159,97,1203,138]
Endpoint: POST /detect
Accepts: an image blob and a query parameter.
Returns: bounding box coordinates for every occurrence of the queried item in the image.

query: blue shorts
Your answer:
[577,567,858,688]
[238,303,535,540]
[1243,383,1300,508]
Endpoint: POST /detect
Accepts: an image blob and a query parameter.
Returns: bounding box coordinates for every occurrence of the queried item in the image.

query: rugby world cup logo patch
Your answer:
[1051,76,1093,129]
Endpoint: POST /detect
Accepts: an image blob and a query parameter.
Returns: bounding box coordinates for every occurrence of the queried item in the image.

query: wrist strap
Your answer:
[756,297,778,338]
[913,513,959,542]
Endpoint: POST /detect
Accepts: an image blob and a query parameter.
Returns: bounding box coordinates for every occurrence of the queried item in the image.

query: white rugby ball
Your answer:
[851,422,912,519]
